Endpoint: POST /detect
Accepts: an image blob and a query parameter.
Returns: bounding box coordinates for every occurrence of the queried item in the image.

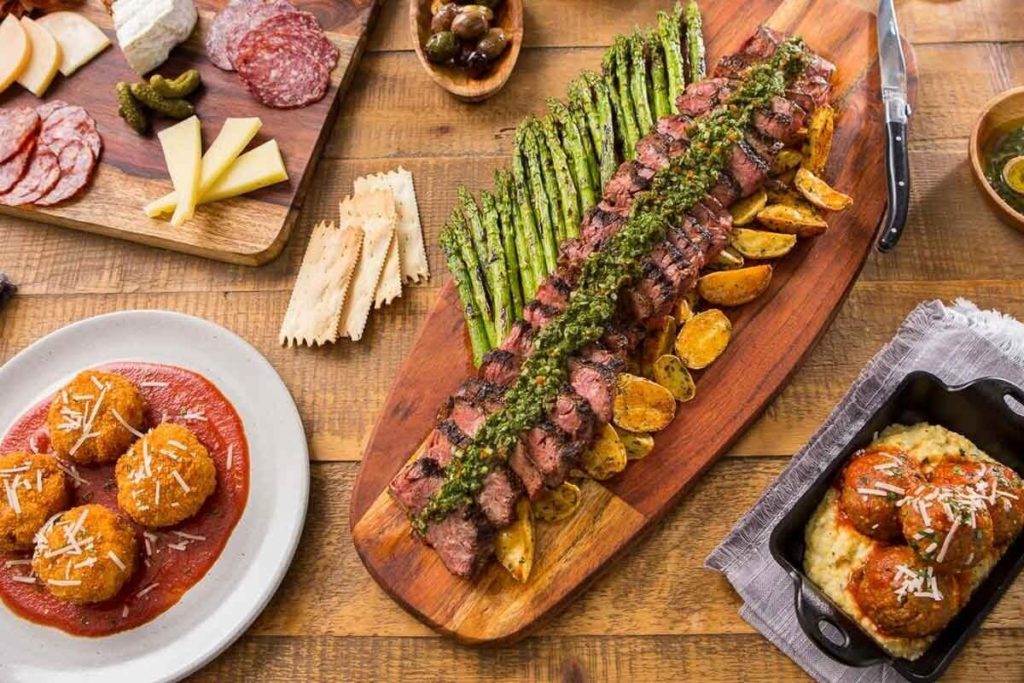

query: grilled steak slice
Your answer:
[500,320,535,356]
[636,132,673,172]
[535,274,572,311]
[390,455,446,516]
[568,357,616,422]
[524,301,562,329]
[477,466,520,527]
[449,398,487,438]
[551,387,598,443]
[745,129,784,163]
[603,161,654,210]
[509,440,546,499]
[656,114,694,146]
[424,507,494,578]
[714,26,783,79]
[754,96,807,145]
[677,78,734,116]
[710,172,741,207]
[524,422,583,487]
[480,350,521,388]
[728,140,771,197]
[581,204,628,250]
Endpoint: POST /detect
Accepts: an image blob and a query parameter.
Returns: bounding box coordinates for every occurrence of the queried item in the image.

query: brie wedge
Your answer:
[112,0,197,75]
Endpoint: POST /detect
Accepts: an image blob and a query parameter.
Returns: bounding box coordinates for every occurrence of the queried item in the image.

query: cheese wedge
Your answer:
[0,16,31,94]
[199,140,289,205]
[145,117,262,218]
[36,12,111,77]
[17,18,61,97]
[157,116,202,227]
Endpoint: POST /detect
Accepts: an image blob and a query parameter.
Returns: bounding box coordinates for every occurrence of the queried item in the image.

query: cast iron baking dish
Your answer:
[769,371,1024,682]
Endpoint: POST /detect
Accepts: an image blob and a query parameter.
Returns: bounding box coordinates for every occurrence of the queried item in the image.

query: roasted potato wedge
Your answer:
[729,228,798,260]
[531,482,581,523]
[757,204,828,237]
[803,104,834,175]
[794,167,853,211]
[639,315,677,378]
[710,246,745,270]
[581,423,628,479]
[653,354,696,402]
[674,290,698,324]
[613,374,676,433]
[615,428,655,460]
[495,498,534,583]
[766,186,803,207]
[771,149,803,176]
[697,265,773,306]
[675,309,732,369]
[728,188,767,226]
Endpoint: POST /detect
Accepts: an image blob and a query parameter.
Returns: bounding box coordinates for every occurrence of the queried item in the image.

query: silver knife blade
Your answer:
[878,0,910,123]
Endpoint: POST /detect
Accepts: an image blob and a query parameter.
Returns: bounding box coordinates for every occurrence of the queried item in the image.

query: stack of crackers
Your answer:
[279,167,428,347]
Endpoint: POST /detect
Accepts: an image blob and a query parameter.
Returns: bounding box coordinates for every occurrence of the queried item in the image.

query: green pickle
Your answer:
[129,83,195,120]
[116,82,149,134]
[149,69,202,99]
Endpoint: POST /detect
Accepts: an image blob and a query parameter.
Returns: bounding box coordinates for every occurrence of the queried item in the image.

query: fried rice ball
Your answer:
[838,446,926,541]
[0,452,68,553]
[115,423,216,528]
[900,483,994,573]
[47,371,147,465]
[849,545,961,639]
[32,504,138,604]
[932,458,1024,546]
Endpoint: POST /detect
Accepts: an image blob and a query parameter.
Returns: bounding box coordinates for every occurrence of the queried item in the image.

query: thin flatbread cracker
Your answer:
[344,188,402,309]
[354,167,429,283]
[338,191,396,341]
[279,221,362,347]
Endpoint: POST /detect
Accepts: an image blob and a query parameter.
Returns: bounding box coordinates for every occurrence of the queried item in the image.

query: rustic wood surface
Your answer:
[0,0,1023,680]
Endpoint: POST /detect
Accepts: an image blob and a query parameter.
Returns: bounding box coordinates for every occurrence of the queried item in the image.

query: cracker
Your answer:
[279,221,362,347]
[344,188,402,309]
[338,191,397,341]
[354,167,429,283]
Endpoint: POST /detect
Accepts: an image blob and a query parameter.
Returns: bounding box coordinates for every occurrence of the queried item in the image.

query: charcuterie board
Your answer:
[0,0,379,266]
[350,0,918,644]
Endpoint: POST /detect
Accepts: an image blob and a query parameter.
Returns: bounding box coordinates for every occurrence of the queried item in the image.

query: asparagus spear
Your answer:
[519,122,560,273]
[541,111,581,238]
[459,186,491,280]
[549,98,596,214]
[648,30,672,119]
[685,0,706,85]
[628,34,654,133]
[498,169,536,301]
[480,190,513,340]
[440,227,490,366]
[608,37,640,158]
[584,71,619,185]
[511,135,552,280]
[658,4,685,111]
[492,172,525,318]
[566,80,601,190]
[449,210,497,347]
[532,118,567,242]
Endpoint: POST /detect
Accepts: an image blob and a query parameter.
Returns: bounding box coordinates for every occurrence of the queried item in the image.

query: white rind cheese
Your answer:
[112,0,197,75]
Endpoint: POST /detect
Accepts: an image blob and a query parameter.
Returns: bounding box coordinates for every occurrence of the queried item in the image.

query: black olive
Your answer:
[451,10,488,41]
[430,3,459,33]
[465,50,491,77]
[425,31,459,64]
[476,28,508,60]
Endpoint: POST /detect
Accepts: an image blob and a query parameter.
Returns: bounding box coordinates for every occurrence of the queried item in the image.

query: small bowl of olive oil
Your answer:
[970,86,1024,232]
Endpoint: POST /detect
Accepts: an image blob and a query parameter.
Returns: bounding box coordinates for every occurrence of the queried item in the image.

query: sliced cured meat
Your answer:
[40,104,102,160]
[235,33,331,109]
[246,10,339,71]
[207,0,297,71]
[36,140,96,207]
[0,146,61,207]
[0,107,40,164]
[0,140,34,194]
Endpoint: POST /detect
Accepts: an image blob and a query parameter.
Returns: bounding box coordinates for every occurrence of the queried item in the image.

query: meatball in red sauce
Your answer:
[932,458,1024,546]
[838,446,926,541]
[900,483,994,573]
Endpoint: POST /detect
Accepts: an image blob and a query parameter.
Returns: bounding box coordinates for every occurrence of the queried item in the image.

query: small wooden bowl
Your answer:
[969,85,1024,233]
[411,0,524,103]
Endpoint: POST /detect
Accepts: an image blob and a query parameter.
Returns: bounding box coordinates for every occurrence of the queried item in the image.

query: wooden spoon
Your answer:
[410,0,524,103]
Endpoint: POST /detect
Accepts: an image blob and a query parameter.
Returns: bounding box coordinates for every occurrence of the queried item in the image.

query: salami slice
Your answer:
[40,104,102,161]
[0,140,35,194]
[36,140,96,207]
[247,10,339,71]
[0,146,61,206]
[235,33,331,109]
[0,107,40,164]
[207,0,296,71]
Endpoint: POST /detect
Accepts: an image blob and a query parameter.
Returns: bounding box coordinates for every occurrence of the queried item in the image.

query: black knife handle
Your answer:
[877,120,910,252]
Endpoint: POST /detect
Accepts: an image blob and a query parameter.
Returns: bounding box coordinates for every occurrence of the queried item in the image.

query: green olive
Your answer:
[476,28,508,61]
[451,10,489,41]
[457,4,494,22]
[425,31,459,63]
[431,3,459,33]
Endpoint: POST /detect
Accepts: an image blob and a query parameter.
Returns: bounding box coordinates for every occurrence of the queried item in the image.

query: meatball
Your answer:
[932,458,1024,546]
[849,545,961,639]
[900,483,994,572]
[47,371,147,465]
[116,423,216,528]
[32,504,138,604]
[838,446,926,541]
[0,452,68,553]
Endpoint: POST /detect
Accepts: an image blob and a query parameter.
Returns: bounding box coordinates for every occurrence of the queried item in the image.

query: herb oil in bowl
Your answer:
[984,123,1024,216]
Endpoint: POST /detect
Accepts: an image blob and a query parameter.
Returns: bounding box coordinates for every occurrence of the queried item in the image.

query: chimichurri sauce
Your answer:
[985,125,1024,215]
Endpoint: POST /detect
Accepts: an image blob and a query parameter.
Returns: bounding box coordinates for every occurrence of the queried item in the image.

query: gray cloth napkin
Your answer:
[705,299,1024,683]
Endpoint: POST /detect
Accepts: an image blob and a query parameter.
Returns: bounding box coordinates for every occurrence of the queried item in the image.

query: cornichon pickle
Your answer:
[149,69,201,98]
[129,83,195,119]
[116,82,149,134]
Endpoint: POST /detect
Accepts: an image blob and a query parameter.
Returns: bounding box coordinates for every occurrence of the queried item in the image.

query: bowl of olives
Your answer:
[412,0,523,102]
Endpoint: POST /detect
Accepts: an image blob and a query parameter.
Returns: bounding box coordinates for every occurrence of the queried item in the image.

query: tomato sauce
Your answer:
[0,362,250,636]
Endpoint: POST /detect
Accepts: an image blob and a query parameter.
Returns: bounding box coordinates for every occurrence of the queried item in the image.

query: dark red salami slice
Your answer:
[0,107,40,164]
[0,140,34,194]
[0,146,61,206]
[207,0,297,71]
[35,140,96,207]
[236,33,331,109]
[40,104,102,161]
[247,10,339,71]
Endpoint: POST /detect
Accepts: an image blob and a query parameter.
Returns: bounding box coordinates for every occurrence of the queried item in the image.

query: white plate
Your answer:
[0,311,309,683]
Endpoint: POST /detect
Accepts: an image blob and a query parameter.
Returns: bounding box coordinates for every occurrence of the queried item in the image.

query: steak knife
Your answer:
[876,0,912,252]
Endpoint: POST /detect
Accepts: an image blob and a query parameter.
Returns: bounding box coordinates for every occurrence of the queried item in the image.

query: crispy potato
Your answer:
[710,247,745,270]
[728,189,767,226]
[757,204,828,237]
[639,316,677,378]
[613,373,676,433]
[766,186,803,207]
[697,265,773,306]
[495,498,534,583]
[675,309,732,369]
[803,104,834,175]
[653,354,696,402]
[771,149,803,176]
[794,167,853,211]
[615,428,655,460]
[581,423,628,479]
[674,291,698,324]
[729,228,798,260]
[531,482,581,523]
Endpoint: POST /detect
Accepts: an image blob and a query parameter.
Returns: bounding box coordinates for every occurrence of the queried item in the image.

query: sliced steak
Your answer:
[508,441,546,499]
[476,466,520,528]
[389,455,446,516]
[480,350,520,388]
[499,320,535,356]
[728,140,771,197]
[636,132,672,172]
[551,388,597,443]
[424,507,494,578]
[534,274,572,312]
[581,204,627,249]
[524,301,562,329]
[753,96,807,145]
[523,422,583,487]
[710,172,741,207]
[676,78,733,117]
[569,358,616,422]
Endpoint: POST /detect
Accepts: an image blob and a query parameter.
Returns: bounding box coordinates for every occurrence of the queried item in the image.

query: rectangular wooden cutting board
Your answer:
[350,0,918,644]
[0,0,380,265]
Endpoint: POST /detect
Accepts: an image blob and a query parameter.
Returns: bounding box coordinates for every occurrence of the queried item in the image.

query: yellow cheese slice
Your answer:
[199,140,289,205]
[144,117,263,218]
[157,116,203,228]
[36,11,111,77]
[0,15,31,95]
[17,17,61,98]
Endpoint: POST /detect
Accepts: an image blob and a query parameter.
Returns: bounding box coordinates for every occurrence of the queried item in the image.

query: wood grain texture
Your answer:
[0,0,380,265]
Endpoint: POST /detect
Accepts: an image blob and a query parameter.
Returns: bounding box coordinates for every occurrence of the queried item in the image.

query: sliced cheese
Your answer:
[156,116,202,228]
[0,16,31,95]
[145,117,262,218]
[199,140,289,205]
[36,12,111,77]
[17,17,61,98]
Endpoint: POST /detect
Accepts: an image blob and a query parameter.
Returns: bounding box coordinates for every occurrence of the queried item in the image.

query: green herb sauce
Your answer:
[413,39,810,533]
[985,125,1024,215]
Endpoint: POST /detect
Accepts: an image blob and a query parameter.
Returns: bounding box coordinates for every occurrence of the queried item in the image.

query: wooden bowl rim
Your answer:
[409,0,524,103]
[968,85,1024,231]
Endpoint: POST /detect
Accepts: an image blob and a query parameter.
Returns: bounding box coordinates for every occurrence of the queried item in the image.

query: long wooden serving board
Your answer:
[0,0,379,265]
[351,0,918,644]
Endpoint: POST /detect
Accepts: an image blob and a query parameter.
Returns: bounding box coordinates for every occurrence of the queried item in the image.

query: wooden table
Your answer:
[2,1,1023,680]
